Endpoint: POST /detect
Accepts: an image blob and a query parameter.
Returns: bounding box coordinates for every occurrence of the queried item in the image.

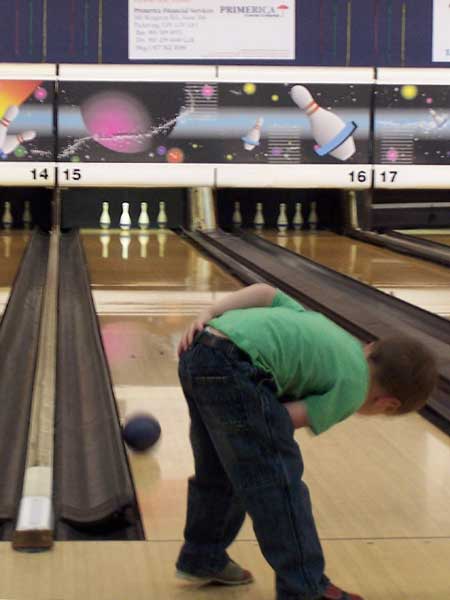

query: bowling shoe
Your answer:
[322,581,364,599]
[176,559,254,586]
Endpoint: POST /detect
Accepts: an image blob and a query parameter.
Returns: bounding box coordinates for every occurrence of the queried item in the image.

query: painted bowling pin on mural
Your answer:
[2,131,36,155]
[429,109,449,129]
[0,106,19,150]
[242,117,264,151]
[290,86,356,161]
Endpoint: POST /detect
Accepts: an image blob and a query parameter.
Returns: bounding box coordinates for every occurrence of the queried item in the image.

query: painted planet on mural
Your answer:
[81,91,152,154]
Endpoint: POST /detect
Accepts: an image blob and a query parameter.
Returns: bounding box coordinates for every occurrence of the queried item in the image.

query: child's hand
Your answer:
[178,309,214,356]
[283,400,309,429]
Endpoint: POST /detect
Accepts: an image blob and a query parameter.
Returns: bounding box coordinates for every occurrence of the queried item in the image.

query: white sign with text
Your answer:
[433,0,450,61]
[129,0,295,60]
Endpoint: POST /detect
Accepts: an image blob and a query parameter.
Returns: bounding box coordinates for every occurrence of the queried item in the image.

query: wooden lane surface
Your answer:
[0,231,31,315]
[82,230,450,597]
[81,230,245,540]
[260,230,450,318]
[1,229,446,600]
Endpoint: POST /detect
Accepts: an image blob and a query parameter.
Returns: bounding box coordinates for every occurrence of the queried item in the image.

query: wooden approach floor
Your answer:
[0,230,449,600]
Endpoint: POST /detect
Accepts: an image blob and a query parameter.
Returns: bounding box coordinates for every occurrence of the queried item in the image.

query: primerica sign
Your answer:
[220,5,288,15]
[129,0,295,60]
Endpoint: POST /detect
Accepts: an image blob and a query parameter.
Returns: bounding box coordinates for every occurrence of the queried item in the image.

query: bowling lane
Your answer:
[260,230,450,318]
[76,228,450,599]
[0,231,31,317]
[82,228,450,544]
[81,229,242,540]
[395,228,450,248]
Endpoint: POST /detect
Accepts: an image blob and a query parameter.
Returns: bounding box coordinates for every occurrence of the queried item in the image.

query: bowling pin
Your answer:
[232,201,242,229]
[120,231,131,260]
[309,201,318,231]
[253,202,265,230]
[3,235,11,258]
[100,202,111,229]
[138,232,150,258]
[138,202,150,229]
[242,117,264,151]
[23,201,32,229]
[2,201,13,229]
[157,201,168,229]
[2,131,36,155]
[293,202,303,231]
[290,85,355,161]
[120,202,131,230]
[0,106,19,150]
[277,203,288,235]
[99,233,111,259]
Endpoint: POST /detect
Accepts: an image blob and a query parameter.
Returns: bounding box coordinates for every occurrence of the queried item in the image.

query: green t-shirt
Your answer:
[208,290,369,435]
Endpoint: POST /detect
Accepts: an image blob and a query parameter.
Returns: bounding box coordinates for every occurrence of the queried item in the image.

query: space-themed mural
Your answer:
[0,80,54,161]
[374,84,450,165]
[57,81,372,165]
[3,77,450,173]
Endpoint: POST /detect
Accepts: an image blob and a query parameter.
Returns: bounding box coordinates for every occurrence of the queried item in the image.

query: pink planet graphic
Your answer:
[81,91,152,154]
[34,87,48,102]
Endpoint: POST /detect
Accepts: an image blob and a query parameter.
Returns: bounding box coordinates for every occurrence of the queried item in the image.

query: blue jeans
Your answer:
[176,331,329,600]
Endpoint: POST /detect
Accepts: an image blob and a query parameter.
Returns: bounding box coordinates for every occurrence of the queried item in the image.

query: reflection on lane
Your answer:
[0,231,31,317]
[396,229,450,248]
[82,229,240,380]
[261,230,450,318]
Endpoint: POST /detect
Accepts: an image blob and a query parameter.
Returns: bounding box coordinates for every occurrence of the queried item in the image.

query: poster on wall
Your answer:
[0,81,54,162]
[57,80,370,168]
[374,84,450,165]
[129,0,296,60]
[432,0,450,62]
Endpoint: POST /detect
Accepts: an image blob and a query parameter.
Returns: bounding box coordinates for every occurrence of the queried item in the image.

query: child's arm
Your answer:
[178,284,276,356]
[208,283,277,316]
[283,400,310,429]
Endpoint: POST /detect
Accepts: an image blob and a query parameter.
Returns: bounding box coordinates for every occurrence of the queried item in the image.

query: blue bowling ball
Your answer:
[122,414,161,452]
